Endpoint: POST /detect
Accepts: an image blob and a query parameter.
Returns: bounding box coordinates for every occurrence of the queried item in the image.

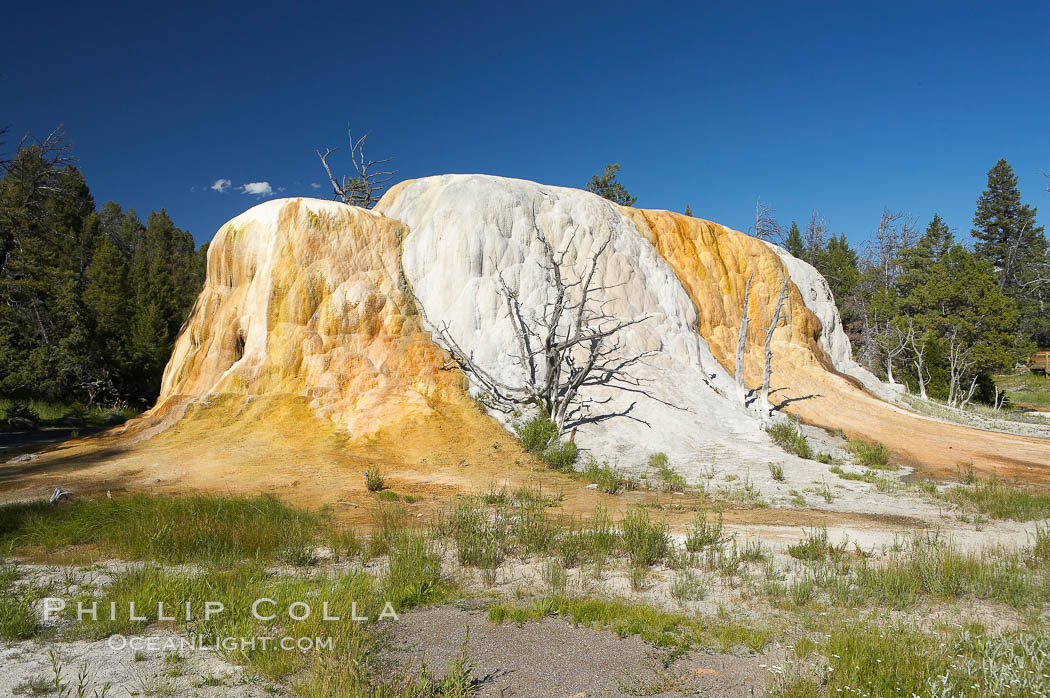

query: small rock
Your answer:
[8,416,36,430]
[585,483,598,489]
[49,487,73,504]
[58,415,84,427]
[7,453,39,464]
[105,413,127,425]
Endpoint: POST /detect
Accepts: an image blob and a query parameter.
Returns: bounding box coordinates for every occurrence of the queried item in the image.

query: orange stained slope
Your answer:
[629,208,1050,479]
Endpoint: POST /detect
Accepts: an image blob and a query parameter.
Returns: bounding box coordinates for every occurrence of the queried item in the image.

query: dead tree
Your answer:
[904,319,930,400]
[759,279,790,413]
[946,328,979,408]
[874,319,907,385]
[864,209,917,293]
[432,225,655,433]
[749,198,782,242]
[735,273,754,405]
[317,126,396,208]
[803,210,828,266]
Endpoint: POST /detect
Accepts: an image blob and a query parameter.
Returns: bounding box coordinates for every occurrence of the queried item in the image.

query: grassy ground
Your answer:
[996,369,1050,411]
[1,490,1049,696]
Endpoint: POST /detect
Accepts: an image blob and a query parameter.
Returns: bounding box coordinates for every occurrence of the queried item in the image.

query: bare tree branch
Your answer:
[946,327,978,408]
[803,210,828,266]
[904,318,931,400]
[735,273,754,405]
[316,126,396,208]
[750,197,782,242]
[759,278,790,413]
[864,208,917,293]
[432,222,655,433]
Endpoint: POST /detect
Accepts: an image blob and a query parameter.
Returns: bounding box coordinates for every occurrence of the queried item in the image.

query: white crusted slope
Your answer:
[378,174,787,472]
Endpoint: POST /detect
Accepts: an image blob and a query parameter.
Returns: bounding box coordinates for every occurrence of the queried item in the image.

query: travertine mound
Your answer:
[153,175,874,466]
[146,174,1046,478]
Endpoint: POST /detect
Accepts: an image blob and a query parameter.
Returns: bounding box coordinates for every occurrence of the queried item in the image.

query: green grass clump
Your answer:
[540,439,578,472]
[0,494,323,565]
[937,475,1050,521]
[1035,524,1050,563]
[766,421,812,460]
[684,508,723,552]
[670,569,706,604]
[829,465,894,491]
[648,452,686,491]
[787,527,833,562]
[771,623,1050,698]
[852,534,1038,609]
[514,415,578,471]
[767,462,785,482]
[446,496,508,570]
[514,415,558,453]
[488,595,769,654]
[365,466,385,492]
[846,439,892,468]
[374,490,418,503]
[620,507,669,568]
[383,528,444,608]
[0,565,38,641]
[512,498,558,559]
[582,457,635,494]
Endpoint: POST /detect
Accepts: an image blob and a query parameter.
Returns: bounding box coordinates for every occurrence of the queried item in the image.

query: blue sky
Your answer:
[4,0,1049,247]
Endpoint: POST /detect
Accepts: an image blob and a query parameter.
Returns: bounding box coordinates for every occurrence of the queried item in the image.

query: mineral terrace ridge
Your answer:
[104,173,1045,486]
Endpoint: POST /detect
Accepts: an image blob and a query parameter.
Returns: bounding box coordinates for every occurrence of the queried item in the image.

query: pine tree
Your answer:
[971,159,1049,343]
[586,164,637,206]
[784,221,804,258]
[897,214,954,304]
[0,145,93,398]
[684,204,693,217]
[83,233,130,366]
[900,244,1029,402]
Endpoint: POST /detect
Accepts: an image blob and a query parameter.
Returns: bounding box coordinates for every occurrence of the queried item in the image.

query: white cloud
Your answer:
[310,182,321,189]
[240,181,274,197]
[211,178,231,193]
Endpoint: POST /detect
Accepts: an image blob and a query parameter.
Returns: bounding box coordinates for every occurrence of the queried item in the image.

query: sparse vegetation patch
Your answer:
[766,421,812,459]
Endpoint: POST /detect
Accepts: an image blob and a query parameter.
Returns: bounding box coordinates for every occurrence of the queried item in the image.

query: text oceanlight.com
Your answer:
[106,634,335,652]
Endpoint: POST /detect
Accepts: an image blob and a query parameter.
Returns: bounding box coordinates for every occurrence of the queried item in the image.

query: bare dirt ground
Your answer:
[381,604,782,697]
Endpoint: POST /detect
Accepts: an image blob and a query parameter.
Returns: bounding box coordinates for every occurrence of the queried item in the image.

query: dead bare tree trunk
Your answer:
[864,209,918,293]
[317,126,396,208]
[875,318,906,385]
[750,198,782,242]
[736,273,754,405]
[946,328,977,408]
[432,224,655,433]
[803,210,828,266]
[759,279,790,413]
[904,319,930,400]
